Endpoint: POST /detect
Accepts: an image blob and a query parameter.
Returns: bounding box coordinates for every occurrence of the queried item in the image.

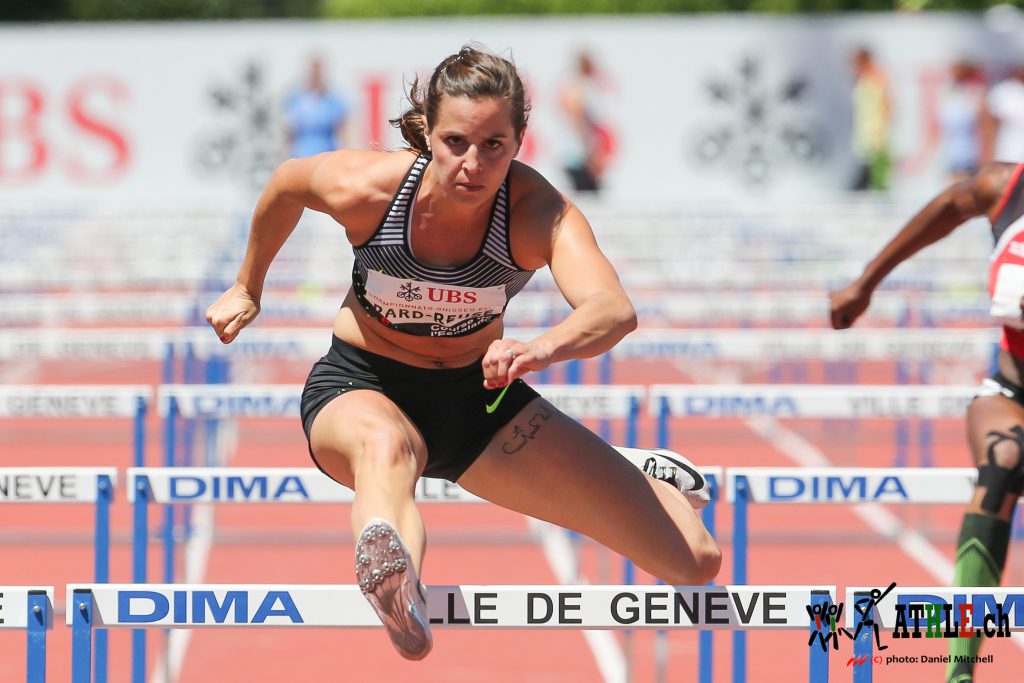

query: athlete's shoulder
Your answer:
[972,162,1023,222]
[508,161,571,223]
[507,161,589,268]
[310,149,419,211]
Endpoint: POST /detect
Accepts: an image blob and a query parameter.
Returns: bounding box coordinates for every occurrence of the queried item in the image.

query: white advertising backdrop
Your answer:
[1,14,1020,204]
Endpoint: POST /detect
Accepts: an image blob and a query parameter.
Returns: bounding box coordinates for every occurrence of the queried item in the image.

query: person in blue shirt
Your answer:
[284,57,350,158]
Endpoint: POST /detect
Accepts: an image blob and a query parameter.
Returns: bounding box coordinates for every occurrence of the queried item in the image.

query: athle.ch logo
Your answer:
[807,582,1008,668]
[807,583,894,659]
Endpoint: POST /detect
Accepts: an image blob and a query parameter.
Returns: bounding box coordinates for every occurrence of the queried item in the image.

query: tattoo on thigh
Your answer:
[502,407,553,454]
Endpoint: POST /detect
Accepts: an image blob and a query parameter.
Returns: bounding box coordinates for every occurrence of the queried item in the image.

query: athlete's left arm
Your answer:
[529,201,637,364]
[482,177,636,389]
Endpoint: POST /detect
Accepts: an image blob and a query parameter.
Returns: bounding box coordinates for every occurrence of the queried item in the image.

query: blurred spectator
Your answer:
[558,50,612,194]
[284,56,350,158]
[981,63,1024,164]
[938,58,987,181]
[849,46,892,192]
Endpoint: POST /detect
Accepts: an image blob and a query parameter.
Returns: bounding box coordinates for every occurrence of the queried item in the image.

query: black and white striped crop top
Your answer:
[351,155,535,337]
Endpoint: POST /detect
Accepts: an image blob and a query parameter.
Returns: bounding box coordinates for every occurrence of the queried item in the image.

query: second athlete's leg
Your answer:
[948,394,1024,683]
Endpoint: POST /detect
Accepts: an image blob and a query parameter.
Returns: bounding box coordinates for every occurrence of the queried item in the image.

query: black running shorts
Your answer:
[977,371,1024,407]
[300,335,541,482]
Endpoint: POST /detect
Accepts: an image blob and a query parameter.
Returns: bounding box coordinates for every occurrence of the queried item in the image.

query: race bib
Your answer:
[360,270,507,336]
[990,263,1024,330]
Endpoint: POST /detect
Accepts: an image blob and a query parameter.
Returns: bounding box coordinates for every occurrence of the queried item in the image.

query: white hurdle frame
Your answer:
[67,583,835,683]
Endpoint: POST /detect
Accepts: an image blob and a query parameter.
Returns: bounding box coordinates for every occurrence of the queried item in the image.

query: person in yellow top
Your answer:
[850,46,892,192]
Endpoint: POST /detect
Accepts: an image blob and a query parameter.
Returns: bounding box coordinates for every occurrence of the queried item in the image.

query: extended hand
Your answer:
[482,339,553,388]
[829,283,871,330]
[205,283,261,344]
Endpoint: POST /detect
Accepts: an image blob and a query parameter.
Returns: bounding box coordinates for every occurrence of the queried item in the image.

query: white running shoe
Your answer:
[614,446,711,510]
[355,518,433,660]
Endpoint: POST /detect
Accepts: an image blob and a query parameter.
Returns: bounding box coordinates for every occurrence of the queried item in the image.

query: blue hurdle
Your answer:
[649,384,978,683]
[126,464,488,683]
[0,385,149,683]
[727,467,981,683]
[1,587,54,683]
[1,468,118,682]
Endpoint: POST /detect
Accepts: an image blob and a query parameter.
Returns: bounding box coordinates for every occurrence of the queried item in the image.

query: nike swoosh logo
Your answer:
[485,384,512,414]
[652,451,706,491]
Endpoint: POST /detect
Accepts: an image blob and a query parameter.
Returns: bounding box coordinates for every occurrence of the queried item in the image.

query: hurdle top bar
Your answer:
[0,291,990,327]
[0,468,118,503]
[0,386,150,418]
[66,584,835,630]
[128,467,483,504]
[129,466,722,504]
[726,467,977,504]
[0,588,55,629]
[0,330,175,361]
[157,384,644,420]
[618,328,996,361]
[0,327,999,362]
[649,384,976,419]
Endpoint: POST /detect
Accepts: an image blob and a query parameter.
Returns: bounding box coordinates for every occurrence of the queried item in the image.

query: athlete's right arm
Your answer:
[206,151,381,343]
[829,162,1017,330]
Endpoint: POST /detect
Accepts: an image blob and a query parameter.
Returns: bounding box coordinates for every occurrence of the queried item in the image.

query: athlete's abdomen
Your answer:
[333,289,504,368]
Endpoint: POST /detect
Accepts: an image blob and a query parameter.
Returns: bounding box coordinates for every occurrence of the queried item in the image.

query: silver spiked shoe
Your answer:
[355,518,432,660]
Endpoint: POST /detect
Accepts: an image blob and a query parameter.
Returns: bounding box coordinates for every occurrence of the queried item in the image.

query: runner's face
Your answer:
[426,95,522,202]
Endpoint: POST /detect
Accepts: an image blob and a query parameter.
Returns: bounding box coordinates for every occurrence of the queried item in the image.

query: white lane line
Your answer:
[147,502,216,683]
[531,518,627,683]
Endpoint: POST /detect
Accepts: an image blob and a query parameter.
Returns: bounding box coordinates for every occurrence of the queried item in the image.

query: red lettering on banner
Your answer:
[363,76,387,149]
[0,80,47,181]
[66,77,131,182]
[445,290,462,303]
[427,288,444,302]
[463,291,477,304]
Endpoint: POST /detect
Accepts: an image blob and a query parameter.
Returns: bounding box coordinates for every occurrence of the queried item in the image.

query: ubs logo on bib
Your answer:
[396,282,422,302]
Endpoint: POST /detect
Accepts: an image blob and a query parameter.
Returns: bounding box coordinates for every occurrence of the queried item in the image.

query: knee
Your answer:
[690,537,723,585]
[988,433,1024,471]
[663,536,722,587]
[977,426,1024,514]
[357,425,418,476]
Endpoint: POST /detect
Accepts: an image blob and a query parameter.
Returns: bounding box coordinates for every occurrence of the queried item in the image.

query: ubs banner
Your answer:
[0,14,1016,203]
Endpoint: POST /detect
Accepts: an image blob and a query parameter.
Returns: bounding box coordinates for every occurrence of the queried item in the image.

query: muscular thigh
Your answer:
[308,390,428,488]
[967,395,1024,465]
[457,398,707,564]
[967,394,1024,518]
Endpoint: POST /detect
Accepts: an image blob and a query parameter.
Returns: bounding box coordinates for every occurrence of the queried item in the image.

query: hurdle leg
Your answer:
[698,476,718,683]
[853,591,873,683]
[72,589,95,683]
[733,476,749,683]
[26,591,48,683]
[132,476,150,683]
[807,591,829,683]
[95,475,112,683]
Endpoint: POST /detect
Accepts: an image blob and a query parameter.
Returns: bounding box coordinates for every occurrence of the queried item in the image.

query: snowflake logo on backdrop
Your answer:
[193,61,279,190]
[690,56,829,185]
[397,282,422,302]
